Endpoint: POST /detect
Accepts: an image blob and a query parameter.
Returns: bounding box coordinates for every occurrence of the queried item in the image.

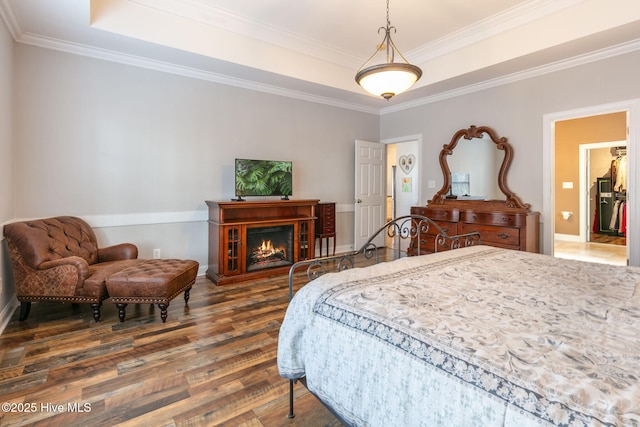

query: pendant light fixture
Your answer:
[355,0,422,100]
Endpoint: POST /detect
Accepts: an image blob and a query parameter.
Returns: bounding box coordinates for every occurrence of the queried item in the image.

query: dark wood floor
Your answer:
[590,232,626,245]
[0,265,352,426]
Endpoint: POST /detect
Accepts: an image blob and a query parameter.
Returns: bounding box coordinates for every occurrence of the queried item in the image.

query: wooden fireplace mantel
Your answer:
[205,199,319,285]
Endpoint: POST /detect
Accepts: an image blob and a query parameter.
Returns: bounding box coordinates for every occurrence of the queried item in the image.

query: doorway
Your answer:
[353,136,421,251]
[554,140,627,265]
[545,104,637,266]
[386,141,419,218]
[383,136,421,252]
[580,141,627,244]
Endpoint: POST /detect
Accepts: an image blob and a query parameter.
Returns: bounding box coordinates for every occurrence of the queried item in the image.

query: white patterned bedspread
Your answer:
[277,246,640,427]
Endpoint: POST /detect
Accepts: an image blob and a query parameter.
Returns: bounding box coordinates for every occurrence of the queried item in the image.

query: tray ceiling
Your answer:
[2,0,640,112]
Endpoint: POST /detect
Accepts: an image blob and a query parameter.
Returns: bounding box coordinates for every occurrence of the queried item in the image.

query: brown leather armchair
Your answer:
[3,216,140,322]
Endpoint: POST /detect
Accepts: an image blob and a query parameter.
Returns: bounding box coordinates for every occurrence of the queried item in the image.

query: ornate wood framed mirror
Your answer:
[429,125,529,209]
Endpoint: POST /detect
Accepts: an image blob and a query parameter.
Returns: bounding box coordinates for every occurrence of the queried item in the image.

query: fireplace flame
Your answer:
[247,232,292,272]
[261,240,273,252]
[254,240,286,259]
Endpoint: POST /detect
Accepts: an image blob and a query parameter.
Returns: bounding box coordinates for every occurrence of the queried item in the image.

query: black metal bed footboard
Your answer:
[284,214,480,419]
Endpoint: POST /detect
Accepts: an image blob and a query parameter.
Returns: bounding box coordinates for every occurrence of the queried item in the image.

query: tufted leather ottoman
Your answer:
[106,259,199,323]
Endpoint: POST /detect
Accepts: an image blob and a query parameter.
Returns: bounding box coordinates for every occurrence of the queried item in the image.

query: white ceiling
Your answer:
[2,0,640,113]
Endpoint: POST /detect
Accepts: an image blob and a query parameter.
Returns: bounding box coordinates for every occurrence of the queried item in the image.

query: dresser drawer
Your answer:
[316,203,336,236]
[409,219,460,254]
[461,223,520,246]
[320,215,335,226]
[320,206,335,217]
[431,220,458,236]
[412,206,459,222]
[461,211,524,227]
[320,225,335,234]
[416,219,458,236]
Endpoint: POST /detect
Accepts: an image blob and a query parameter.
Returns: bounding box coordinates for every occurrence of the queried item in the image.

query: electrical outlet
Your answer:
[153,248,161,259]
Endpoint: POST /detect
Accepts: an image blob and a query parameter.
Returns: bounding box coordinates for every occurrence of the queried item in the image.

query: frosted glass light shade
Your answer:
[356,63,422,100]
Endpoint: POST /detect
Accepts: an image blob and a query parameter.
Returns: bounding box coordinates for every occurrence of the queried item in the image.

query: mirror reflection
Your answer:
[447,134,504,200]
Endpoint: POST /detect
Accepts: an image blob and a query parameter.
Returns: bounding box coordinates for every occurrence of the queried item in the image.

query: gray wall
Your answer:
[381,50,640,217]
[1,40,379,325]
[11,43,378,256]
[0,15,15,328]
[380,51,640,262]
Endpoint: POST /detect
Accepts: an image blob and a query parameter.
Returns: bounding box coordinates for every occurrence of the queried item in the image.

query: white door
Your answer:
[354,140,386,249]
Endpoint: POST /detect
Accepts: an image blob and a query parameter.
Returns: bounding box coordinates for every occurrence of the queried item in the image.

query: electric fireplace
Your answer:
[206,199,318,285]
[246,225,294,272]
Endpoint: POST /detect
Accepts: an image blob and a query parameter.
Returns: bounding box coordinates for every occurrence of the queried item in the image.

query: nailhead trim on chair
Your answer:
[107,281,195,305]
[16,295,109,303]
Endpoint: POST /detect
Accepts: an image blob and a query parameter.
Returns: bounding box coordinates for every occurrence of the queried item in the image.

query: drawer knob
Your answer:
[501,217,508,222]
[498,233,509,239]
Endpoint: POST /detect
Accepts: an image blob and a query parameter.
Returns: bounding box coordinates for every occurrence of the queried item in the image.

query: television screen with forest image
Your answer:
[234,159,293,200]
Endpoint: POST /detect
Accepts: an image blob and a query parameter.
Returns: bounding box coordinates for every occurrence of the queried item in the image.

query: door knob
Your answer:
[356,199,362,203]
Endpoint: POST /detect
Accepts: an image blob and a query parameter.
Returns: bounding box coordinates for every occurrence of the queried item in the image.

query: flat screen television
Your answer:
[234,158,293,201]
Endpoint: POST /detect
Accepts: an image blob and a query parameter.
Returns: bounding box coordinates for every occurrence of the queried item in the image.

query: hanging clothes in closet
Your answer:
[608,199,627,235]
[595,147,627,236]
[612,152,627,192]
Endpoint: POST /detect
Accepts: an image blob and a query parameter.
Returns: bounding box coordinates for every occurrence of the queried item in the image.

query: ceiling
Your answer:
[1,0,640,113]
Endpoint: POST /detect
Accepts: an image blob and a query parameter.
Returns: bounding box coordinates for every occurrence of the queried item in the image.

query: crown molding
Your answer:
[382,37,640,115]
[127,0,362,69]
[126,0,585,73]
[2,0,639,116]
[0,0,20,40]
[11,29,640,117]
[15,31,380,114]
[0,0,378,113]
[409,0,584,63]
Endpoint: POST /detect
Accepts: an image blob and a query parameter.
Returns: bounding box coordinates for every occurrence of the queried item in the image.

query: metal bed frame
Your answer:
[284,214,481,419]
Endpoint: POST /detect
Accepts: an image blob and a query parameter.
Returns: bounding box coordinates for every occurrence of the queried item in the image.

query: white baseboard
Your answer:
[0,292,18,335]
[316,244,353,257]
[554,233,580,242]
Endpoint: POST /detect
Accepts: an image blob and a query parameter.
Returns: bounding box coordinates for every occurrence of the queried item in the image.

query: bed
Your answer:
[277,215,640,426]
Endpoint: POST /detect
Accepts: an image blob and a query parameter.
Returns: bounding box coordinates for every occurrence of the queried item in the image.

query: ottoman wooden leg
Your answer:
[116,303,128,322]
[91,302,102,322]
[158,303,169,323]
[184,287,192,304]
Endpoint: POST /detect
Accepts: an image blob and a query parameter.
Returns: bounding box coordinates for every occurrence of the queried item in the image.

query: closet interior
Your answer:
[594,146,627,237]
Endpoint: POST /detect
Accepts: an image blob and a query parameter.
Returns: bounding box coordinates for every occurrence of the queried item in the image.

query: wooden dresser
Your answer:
[315,202,336,257]
[411,125,541,255]
[411,200,540,253]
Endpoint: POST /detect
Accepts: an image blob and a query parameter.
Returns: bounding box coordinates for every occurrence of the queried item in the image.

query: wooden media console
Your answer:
[205,199,319,285]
